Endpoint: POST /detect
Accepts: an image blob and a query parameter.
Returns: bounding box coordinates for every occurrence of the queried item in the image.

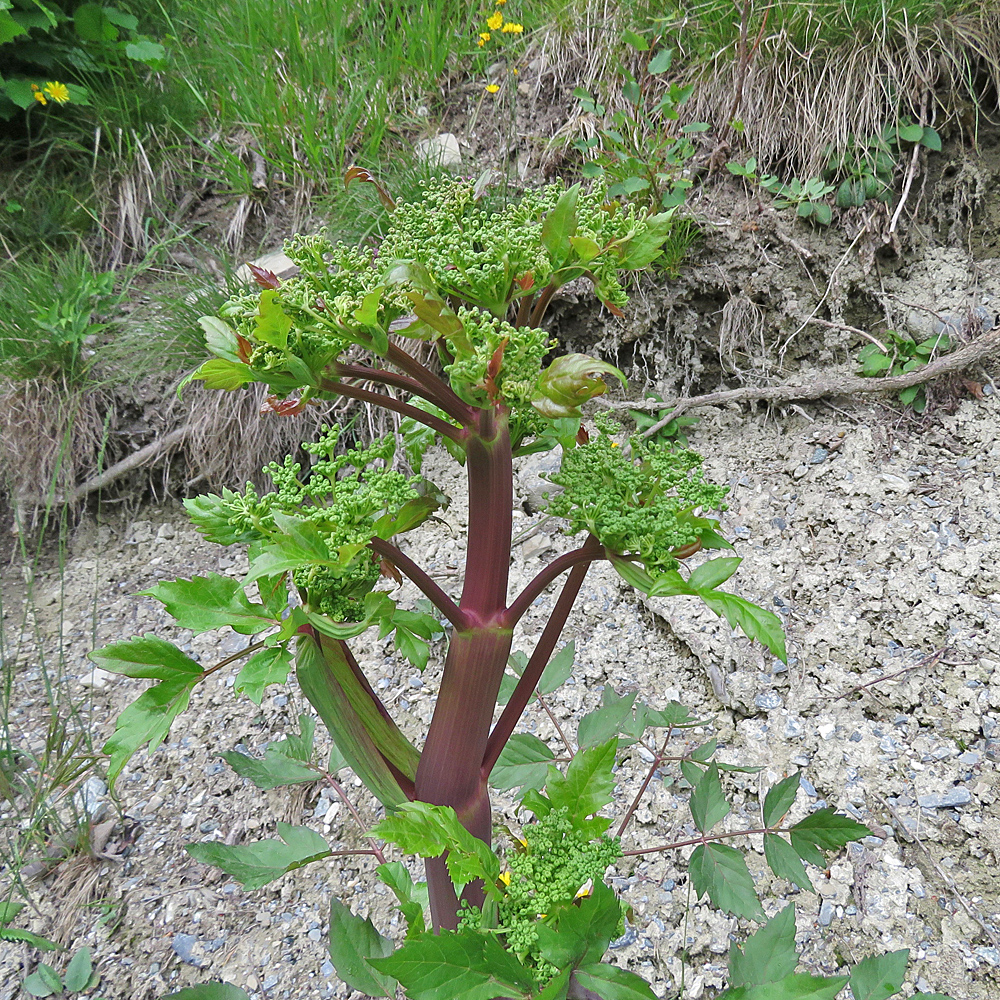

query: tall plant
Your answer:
[91,174,789,991]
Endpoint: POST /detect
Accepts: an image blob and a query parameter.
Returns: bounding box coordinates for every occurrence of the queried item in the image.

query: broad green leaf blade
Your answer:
[0,928,58,950]
[573,963,658,999]
[186,823,331,890]
[537,641,576,696]
[162,984,252,999]
[719,974,849,1000]
[184,491,258,546]
[789,809,869,850]
[234,645,293,705]
[690,764,730,833]
[489,733,555,796]
[541,184,580,265]
[763,772,801,828]
[199,316,241,363]
[328,897,397,996]
[63,947,93,992]
[849,949,910,1000]
[687,556,742,591]
[103,674,201,786]
[789,831,828,869]
[729,905,798,987]
[545,738,617,825]
[369,929,535,1000]
[254,289,292,348]
[689,842,765,921]
[295,634,409,809]
[22,965,60,997]
[220,749,317,790]
[609,554,656,595]
[89,634,202,680]
[140,574,276,635]
[699,591,787,663]
[577,689,636,748]
[763,833,815,892]
[191,358,255,391]
[536,881,622,970]
[376,861,426,937]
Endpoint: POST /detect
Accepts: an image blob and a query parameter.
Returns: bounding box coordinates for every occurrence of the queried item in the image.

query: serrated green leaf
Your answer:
[183,491,257,546]
[328,897,396,996]
[220,748,316,790]
[536,968,572,1000]
[254,289,292,349]
[789,831,828,869]
[372,802,501,898]
[545,738,617,826]
[141,574,276,635]
[90,634,202,680]
[186,823,331,890]
[688,556,742,591]
[541,184,580,265]
[646,701,701,728]
[573,963,658,999]
[764,833,815,892]
[199,317,242,363]
[63,947,92,992]
[648,568,696,598]
[0,927,58,950]
[191,358,255,391]
[699,590,787,662]
[393,625,430,670]
[376,861,426,937]
[789,809,869,850]
[690,764,730,833]
[569,235,602,263]
[729,905,798,987]
[161,983,252,999]
[719,973,849,1000]
[536,882,622,970]
[690,842,765,920]
[680,758,704,787]
[234,645,293,705]
[763,773,801,828]
[850,949,909,1000]
[126,39,166,64]
[609,554,656,594]
[647,47,673,74]
[0,901,25,925]
[577,689,636,748]
[489,733,555,796]
[369,929,535,1000]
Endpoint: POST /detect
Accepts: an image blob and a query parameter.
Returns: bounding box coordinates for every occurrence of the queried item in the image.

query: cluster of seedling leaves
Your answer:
[726,159,835,225]
[856,330,951,413]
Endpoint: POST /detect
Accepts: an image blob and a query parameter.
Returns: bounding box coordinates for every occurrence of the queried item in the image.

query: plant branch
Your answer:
[318,378,464,441]
[528,283,559,328]
[616,728,674,838]
[502,541,605,628]
[535,691,575,757]
[320,770,387,864]
[384,341,473,421]
[369,537,466,629]
[332,360,461,417]
[515,292,535,328]
[622,825,773,856]
[200,639,268,679]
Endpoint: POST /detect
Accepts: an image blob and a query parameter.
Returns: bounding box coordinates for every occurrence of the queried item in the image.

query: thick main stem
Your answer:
[415,408,514,930]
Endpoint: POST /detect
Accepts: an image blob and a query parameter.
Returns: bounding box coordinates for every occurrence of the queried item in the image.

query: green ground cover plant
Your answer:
[83,173,950,998]
[856,329,952,413]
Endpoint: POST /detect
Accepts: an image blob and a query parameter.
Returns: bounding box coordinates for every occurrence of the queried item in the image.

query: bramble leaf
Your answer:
[763,772,802,828]
[573,963,658,1000]
[140,573,276,635]
[689,842,765,921]
[789,809,869,850]
[544,738,617,828]
[376,861,426,938]
[489,733,555,796]
[184,491,258,546]
[535,881,622,970]
[728,905,798,987]
[186,823,331,890]
[764,833,815,892]
[718,974,849,1000]
[577,688,636,748]
[199,316,242,363]
[328,897,397,996]
[849,949,909,1000]
[234,645,293,705]
[369,930,536,1000]
[162,983,252,999]
[191,358,255,391]
[89,634,202,680]
[690,764,730,833]
[220,747,316,790]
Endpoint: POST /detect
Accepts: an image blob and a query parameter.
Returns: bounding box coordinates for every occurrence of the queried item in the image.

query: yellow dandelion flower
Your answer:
[498,871,512,886]
[478,31,490,45]
[501,21,523,33]
[33,90,48,106]
[43,81,70,104]
[495,0,506,5]
[486,10,503,30]
[485,83,500,93]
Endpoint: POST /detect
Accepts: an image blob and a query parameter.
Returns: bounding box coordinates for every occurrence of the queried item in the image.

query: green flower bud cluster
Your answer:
[497,806,622,976]
[546,420,729,571]
[202,425,419,620]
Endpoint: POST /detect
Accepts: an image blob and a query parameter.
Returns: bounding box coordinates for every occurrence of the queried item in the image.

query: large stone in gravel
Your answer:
[917,787,972,808]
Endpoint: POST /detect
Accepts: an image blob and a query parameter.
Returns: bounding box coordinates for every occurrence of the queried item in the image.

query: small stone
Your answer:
[817,723,836,740]
[754,690,782,710]
[180,812,197,830]
[172,933,207,968]
[156,523,175,540]
[199,820,217,833]
[792,464,808,479]
[521,533,553,559]
[609,925,637,949]
[321,960,334,978]
[80,667,114,690]
[810,447,829,464]
[918,787,972,808]
[263,975,279,990]
[799,777,818,798]
[408,676,423,689]
[975,947,1000,967]
[414,133,462,168]
[74,777,108,820]
[818,900,834,926]
[308,928,321,942]
[273,695,288,707]
[783,718,803,738]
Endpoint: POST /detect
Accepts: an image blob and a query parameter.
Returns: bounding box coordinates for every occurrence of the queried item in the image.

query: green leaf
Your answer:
[699,590,787,663]
[103,673,201,786]
[573,964,657,1000]
[532,353,626,418]
[764,833,814,892]
[90,634,202,680]
[0,901,25,925]
[234,645,293,705]
[184,491,257,546]
[690,764,730,833]
[545,738,617,825]
[376,861,426,937]
[0,11,28,44]
[789,831,827,869]
[199,317,242,363]
[369,929,535,1000]
[850,949,909,1000]
[647,568,696,598]
[373,495,439,540]
[140,574,275,635]
[541,184,580,265]
[161,984,252,999]
[190,358,255,391]
[688,556,742,591]
[610,555,656,594]
[63,947,92,992]
[812,202,833,226]
[74,2,117,40]
[689,842,765,921]
[538,641,576,696]
[622,28,649,50]
[577,689,635,748]
[372,802,501,897]
[859,350,892,376]
[729,905,798,987]
[618,212,678,269]
[220,747,316,790]
[489,733,555,796]
[535,881,622,969]
[186,823,331,890]
[647,47,673,74]
[763,772,801,828]
[789,809,869,851]
[920,126,942,152]
[719,973,849,1000]
[897,123,924,143]
[126,39,166,65]
[254,289,292,349]
[22,965,61,998]
[392,624,430,670]
[328,897,397,996]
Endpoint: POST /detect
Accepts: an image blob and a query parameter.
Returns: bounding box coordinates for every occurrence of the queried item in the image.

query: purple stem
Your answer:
[369,537,466,630]
[319,378,464,441]
[384,342,474,423]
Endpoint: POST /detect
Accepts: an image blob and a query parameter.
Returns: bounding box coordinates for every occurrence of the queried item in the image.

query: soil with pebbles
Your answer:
[4,148,1000,1000]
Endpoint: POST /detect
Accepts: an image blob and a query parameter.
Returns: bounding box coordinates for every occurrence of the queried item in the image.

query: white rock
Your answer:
[80,667,114,690]
[235,250,299,286]
[414,133,462,169]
